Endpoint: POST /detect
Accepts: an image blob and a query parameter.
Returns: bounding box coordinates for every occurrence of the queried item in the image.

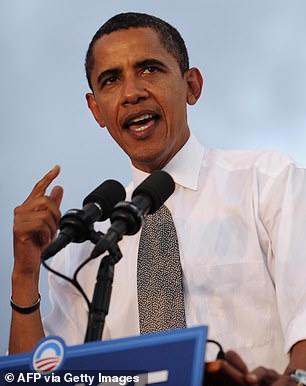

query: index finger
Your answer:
[205,360,246,386]
[23,165,61,203]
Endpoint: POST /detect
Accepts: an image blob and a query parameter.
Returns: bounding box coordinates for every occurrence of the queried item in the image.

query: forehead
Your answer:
[91,27,178,69]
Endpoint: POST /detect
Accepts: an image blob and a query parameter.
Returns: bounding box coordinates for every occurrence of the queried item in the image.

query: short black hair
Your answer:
[85,12,189,90]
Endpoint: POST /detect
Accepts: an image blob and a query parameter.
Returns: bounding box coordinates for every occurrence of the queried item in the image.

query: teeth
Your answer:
[134,124,149,132]
[130,113,153,124]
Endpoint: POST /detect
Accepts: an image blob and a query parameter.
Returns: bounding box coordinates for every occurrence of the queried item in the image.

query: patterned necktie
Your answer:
[137,204,186,334]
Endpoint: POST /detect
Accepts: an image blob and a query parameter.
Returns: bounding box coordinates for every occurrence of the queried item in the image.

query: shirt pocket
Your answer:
[187,260,274,349]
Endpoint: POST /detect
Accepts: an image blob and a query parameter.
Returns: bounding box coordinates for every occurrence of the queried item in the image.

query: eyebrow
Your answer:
[96,58,168,86]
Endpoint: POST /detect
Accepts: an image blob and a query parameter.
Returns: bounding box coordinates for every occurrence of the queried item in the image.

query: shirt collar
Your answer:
[130,134,204,191]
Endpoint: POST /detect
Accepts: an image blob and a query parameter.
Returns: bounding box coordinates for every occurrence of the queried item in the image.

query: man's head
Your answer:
[85,13,203,173]
[85,12,189,91]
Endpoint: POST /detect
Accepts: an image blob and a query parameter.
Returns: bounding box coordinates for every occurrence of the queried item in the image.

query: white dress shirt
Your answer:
[44,134,306,372]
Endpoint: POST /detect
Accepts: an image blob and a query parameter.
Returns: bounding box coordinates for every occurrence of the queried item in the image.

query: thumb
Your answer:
[50,185,64,208]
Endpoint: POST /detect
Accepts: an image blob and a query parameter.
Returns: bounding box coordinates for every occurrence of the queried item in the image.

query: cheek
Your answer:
[98,101,117,127]
[163,80,187,106]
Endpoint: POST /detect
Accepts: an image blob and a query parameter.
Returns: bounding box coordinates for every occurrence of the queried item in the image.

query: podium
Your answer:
[0,326,207,385]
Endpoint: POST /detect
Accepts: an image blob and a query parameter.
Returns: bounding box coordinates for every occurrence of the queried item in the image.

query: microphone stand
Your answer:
[84,240,122,343]
[41,224,123,344]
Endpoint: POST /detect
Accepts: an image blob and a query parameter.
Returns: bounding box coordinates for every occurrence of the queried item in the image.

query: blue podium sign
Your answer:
[0,326,207,385]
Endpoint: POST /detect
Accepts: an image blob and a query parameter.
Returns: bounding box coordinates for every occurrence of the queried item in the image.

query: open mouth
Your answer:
[124,113,160,132]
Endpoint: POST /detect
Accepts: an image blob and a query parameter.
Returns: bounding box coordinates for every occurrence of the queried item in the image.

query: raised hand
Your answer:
[13,165,63,276]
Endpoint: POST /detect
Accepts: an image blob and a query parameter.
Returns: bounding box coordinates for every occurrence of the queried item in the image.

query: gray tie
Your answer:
[137,205,186,334]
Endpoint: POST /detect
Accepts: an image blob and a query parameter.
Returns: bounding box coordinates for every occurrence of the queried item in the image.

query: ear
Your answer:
[85,93,106,128]
[184,67,203,105]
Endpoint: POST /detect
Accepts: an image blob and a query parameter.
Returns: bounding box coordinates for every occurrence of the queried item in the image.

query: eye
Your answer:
[143,66,160,74]
[103,75,119,86]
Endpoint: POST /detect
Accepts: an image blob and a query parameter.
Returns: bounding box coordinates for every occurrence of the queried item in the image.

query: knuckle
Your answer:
[14,205,23,215]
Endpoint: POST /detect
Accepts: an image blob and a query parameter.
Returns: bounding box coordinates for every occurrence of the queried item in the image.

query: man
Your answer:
[10,12,306,385]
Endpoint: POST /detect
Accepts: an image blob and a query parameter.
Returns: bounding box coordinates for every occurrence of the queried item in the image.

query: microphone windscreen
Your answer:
[83,180,126,221]
[132,170,175,214]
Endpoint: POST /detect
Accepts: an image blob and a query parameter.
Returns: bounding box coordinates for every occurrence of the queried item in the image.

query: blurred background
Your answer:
[0,0,305,353]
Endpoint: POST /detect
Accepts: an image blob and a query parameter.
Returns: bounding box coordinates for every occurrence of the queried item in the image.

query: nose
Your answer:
[121,75,149,105]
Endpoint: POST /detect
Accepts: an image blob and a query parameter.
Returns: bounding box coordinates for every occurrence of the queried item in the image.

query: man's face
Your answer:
[86,27,202,172]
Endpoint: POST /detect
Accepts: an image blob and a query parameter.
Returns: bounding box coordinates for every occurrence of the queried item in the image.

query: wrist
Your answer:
[11,271,39,306]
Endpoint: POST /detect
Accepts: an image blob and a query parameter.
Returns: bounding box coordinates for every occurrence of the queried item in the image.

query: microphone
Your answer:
[42,179,126,260]
[90,170,175,258]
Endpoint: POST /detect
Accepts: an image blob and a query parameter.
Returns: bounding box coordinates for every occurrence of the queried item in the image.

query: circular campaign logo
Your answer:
[31,336,65,374]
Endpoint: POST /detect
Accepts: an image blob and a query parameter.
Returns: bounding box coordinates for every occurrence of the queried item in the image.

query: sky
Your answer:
[0,0,306,354]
